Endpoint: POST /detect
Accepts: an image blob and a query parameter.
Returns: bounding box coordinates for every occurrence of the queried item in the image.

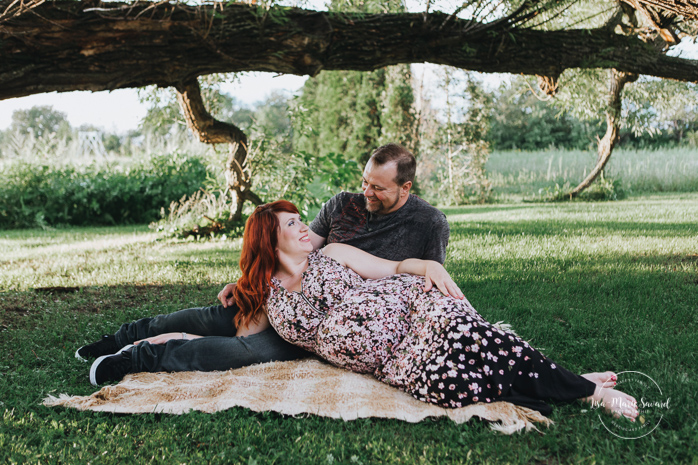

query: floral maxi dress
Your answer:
[266,250,594,414]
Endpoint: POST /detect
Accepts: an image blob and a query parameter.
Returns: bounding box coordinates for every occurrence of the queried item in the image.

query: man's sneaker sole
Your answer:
[75,348,89,362]
[89,344,134,386]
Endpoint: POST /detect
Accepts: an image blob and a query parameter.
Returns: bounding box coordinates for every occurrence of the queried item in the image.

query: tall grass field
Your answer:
[487,147,698,199]
[1,193,697,464]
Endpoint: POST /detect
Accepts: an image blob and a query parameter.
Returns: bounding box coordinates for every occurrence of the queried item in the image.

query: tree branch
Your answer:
[175,78,246,146]
[1,1,697,101]
[567,69,639,199]
[174,77,260,220]
[636,0,698,20]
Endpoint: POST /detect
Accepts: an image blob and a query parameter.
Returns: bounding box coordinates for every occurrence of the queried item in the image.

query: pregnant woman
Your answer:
[231,200,638,420]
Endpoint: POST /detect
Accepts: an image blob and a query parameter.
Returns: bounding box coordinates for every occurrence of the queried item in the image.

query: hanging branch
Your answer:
[1,1,698,102]
[175,78,262,221]
[566,69,639,199]
[0,0,45,24]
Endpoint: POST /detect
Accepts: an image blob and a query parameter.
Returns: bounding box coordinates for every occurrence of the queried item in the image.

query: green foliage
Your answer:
[137,75,253,136]
[250,141,359,220]
[251,90,294,152]
[151,189,247,240]
[1,106,76,159]
[346,69,386,164]
[10,105,72,139]
[621,77,698,147]
[293,70,365,162]
[0,153,211,229]
[551,69,608,123]
[139,91,184,136]
[577,176,625,201]
[417,69,493,206]
[489,77,599,151]
[380,65,417,152]
[102,133,122,152]
[2,194,698,463]
[537,176,625,202]
[551,70,698,149]
[489,73,698,151]
[294,65,417,165]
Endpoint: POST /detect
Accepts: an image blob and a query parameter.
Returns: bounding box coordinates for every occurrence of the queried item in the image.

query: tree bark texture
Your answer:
[1,1,697,101]
[622,0,696,43]
[175,78,262,220]
[568,69,639,199]
[635,0,698,21]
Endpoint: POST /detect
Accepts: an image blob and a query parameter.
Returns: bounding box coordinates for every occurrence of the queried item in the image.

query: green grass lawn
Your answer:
[1,193,697,464]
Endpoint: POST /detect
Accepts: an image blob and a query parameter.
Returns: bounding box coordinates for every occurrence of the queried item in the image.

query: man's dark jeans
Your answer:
[113,305,307,372]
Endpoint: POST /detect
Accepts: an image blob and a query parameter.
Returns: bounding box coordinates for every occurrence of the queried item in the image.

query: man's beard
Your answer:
[364,195,400,215]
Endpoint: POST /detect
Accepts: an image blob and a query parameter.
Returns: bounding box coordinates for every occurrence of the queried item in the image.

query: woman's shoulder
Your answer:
[316,245,365,283]
[303,248,337,272]
[309,247,338,268]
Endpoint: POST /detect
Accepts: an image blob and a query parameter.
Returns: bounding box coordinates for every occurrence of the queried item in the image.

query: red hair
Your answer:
[233,200,299,329]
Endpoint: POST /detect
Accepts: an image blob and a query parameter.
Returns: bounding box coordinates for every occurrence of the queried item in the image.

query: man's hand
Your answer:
[423,262,464,299]
[218,283,237,307]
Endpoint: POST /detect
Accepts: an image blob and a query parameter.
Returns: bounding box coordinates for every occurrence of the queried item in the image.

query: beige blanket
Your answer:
[44,358,552,434]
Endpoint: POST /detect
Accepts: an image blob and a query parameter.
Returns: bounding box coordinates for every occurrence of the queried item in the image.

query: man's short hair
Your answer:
[369,143,416,186]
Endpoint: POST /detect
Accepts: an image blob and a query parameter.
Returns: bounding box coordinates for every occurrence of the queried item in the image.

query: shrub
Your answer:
[0,153,210,229]
[150,189,247,240]
[150,143,360,240]
[537,176,626,202]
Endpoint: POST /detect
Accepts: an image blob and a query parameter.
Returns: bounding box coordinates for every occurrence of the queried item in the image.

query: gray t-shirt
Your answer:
[309,192,449,264]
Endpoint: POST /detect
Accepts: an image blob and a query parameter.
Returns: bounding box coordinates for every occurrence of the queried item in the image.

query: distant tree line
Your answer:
[2,78,695,162]
[489,76,698,151]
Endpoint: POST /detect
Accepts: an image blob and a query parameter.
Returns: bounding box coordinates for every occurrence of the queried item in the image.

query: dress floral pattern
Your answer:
[266,250,592,409]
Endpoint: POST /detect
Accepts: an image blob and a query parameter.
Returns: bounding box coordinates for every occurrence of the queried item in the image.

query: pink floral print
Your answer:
[266,250,557,409]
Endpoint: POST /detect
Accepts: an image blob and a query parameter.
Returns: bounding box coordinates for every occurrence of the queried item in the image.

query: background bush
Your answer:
[0,153,211,229]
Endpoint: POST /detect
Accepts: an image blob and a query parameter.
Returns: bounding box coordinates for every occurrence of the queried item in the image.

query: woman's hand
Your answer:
[134,332,201,345]
[423,262,465,299]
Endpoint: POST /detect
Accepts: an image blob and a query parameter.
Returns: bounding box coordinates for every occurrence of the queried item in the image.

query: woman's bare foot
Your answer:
[584,385,638,421]
[582,371,617,389]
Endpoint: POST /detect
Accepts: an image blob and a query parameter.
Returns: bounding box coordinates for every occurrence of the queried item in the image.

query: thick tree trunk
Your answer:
[1,2,697,101]
[567,69,639,199]
[175,78,261,221]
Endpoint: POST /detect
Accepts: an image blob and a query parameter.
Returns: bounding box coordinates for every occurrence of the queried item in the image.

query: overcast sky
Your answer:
[0,73,310,133]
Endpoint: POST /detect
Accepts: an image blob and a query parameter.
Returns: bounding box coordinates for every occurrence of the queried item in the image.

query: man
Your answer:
[308,142,448,263]
[219,143,448,310]
[80,143,450,384]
